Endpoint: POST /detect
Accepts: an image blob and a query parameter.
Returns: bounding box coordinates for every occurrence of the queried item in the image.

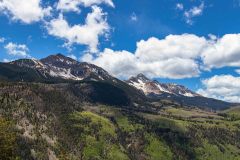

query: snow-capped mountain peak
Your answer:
[10,54,114,81]
[126,74,201,97]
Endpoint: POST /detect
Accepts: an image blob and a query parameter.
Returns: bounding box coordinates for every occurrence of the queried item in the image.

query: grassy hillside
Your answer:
[222,106,240,120]
[0,81,240,160]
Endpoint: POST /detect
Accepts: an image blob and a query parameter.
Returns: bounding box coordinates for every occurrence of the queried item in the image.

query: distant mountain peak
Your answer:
[127,73,200,97]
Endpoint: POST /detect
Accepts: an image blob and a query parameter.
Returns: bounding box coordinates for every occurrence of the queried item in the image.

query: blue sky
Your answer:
[1,0,240,102]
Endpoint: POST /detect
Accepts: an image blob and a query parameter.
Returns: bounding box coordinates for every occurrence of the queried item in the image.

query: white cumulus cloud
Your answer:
[57,0,114,12]
[81,34,207,79]
[4,42,29,57]
[198,75,240,103]
[201,34,240,69]
[135,34,207,61]
[82,49,138,78]
[46,6,110,53]
[0,0,52,24]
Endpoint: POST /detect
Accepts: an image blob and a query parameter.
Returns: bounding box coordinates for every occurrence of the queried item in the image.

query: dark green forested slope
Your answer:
[0,81,240,160]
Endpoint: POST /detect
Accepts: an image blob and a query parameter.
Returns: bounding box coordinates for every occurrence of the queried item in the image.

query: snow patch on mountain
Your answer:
[48,66,83,80]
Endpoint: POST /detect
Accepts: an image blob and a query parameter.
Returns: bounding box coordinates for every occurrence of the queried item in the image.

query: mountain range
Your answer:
[0,53,236,110]
[4,54,203,98]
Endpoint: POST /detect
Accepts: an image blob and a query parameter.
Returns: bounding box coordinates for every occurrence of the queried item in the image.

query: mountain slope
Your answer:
[0,62,52,82]
[1,81,240,160]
